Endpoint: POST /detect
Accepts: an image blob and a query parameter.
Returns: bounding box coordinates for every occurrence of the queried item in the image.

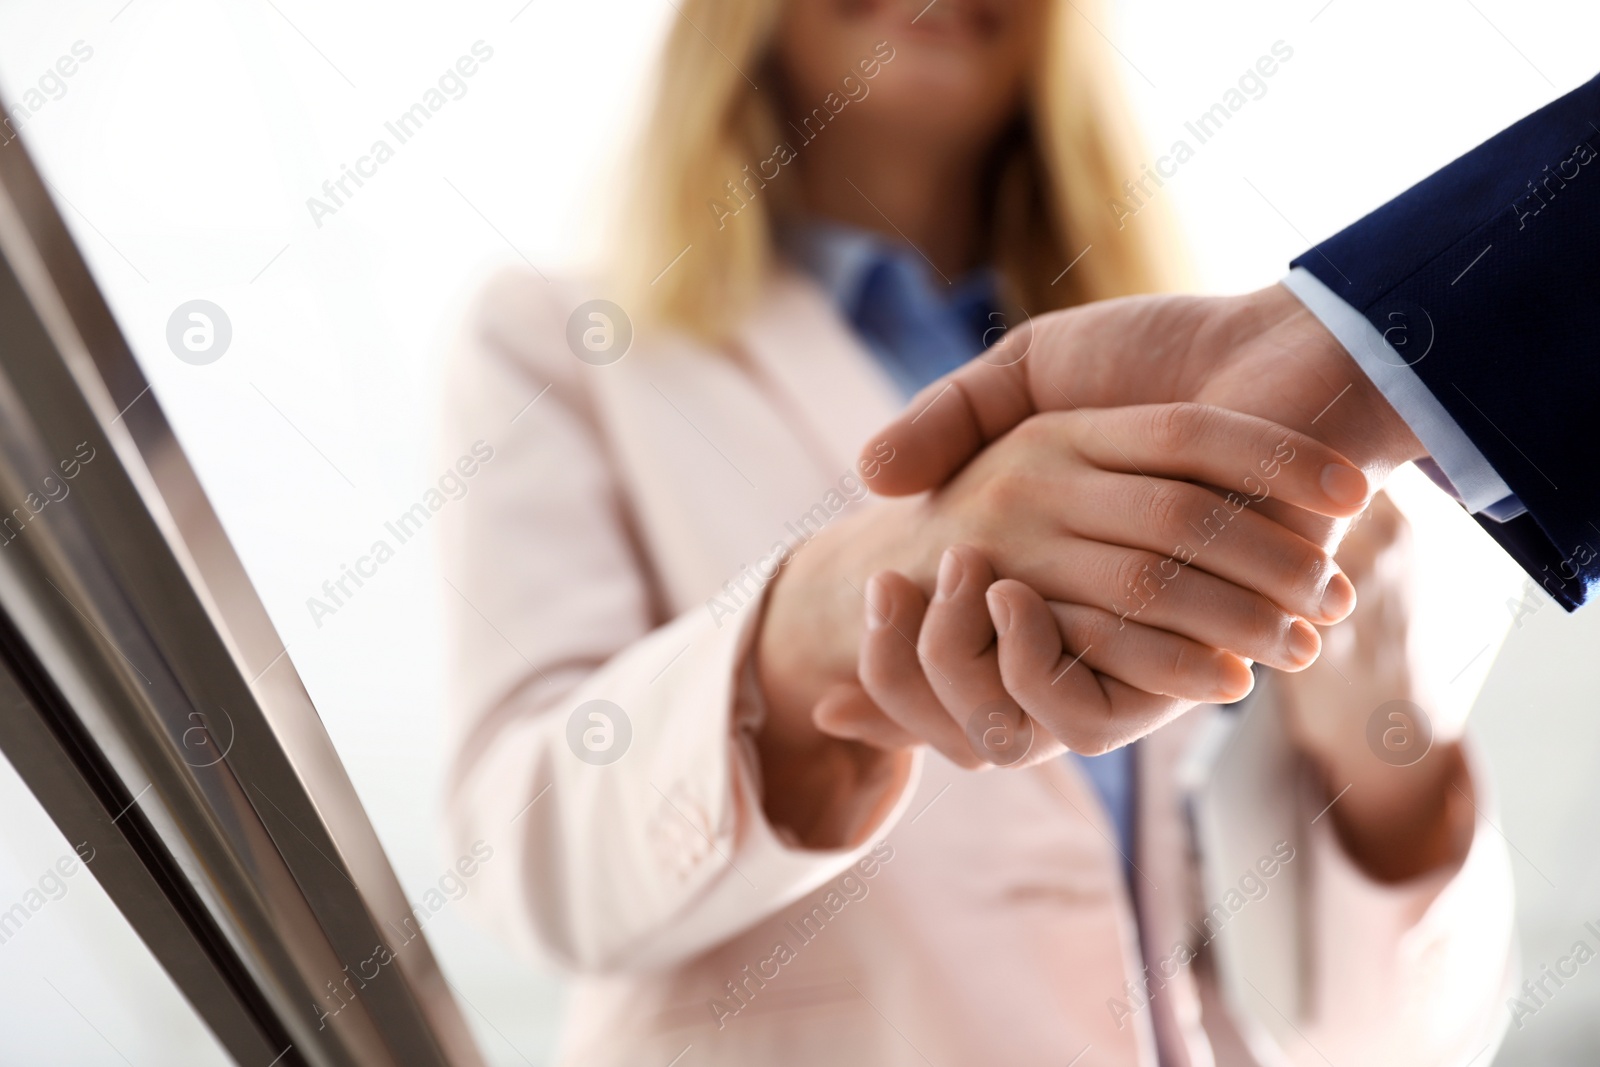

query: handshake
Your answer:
[754,282,1431,834]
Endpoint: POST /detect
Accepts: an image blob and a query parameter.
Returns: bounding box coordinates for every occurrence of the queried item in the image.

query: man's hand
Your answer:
[755,400,1369,843]
[1276,492,1474,882]
[860,283,1427,551]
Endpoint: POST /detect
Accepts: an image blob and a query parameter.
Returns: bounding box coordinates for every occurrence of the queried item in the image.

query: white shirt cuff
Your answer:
[1280,267,1525,521]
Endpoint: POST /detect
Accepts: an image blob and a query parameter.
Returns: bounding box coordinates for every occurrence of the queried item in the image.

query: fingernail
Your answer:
[935,549,963,601]
[865,575,889,630]
[1319,572,1357,620]
[1288,618,1321,665]
[1215,656,1256,702]
[1320,464,1369,508]
[986,587,1011,636]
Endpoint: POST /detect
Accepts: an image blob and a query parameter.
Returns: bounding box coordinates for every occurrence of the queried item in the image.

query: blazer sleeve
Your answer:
[1196,684,1514,1067]
[1291,71,1600,609]
[435,269,919,974]
[1286,743,1516,1067]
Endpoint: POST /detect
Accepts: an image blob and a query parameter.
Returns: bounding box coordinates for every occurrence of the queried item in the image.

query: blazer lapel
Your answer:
[731,267,906,480]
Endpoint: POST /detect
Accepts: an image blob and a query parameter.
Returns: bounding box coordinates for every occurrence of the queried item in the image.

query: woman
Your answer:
[440,1,1513,1063]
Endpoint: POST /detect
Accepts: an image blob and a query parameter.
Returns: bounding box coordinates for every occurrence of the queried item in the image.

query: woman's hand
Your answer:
[753,403,1371,843]
[1275,492,1476,882]
[813,541,1235,769]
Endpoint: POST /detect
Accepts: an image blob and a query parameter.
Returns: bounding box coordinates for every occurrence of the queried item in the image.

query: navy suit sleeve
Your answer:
[1292,73,1600,610]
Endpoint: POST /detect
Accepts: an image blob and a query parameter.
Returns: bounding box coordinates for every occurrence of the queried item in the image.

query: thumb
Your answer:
[812,682,920,750]
[857,318,1040,496]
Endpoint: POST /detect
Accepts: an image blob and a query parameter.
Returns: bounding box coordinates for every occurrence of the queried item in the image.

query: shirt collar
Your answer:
[782,217,1001,323]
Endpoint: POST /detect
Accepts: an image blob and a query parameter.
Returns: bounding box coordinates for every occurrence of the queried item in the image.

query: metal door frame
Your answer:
[0,96,483,1067]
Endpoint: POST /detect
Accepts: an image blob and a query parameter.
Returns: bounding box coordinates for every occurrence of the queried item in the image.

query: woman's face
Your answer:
[773,0,1045,158]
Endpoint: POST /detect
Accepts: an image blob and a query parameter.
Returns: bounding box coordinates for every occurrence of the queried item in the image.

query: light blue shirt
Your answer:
[784,220,1001,397]
[787,221,1140,871]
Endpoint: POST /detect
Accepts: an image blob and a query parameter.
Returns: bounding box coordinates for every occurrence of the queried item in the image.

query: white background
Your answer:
[0,0,1596,1063]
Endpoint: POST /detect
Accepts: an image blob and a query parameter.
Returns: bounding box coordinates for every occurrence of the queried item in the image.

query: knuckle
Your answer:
[1064,605,1119,652]
[1248,594,1290,647]
[977,469,1030,515]
[1148,402,1208,453]
[1051,609,1095,655]
[1105,553,1143,602]
[1007,413,1059,453]
[1286,543,1335,597]
[1141,481,1193,541]
[1257,424,1293,465]
[1107,549,1162,606]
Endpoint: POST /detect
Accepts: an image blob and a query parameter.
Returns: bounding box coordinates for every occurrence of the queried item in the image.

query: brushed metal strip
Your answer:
[0,96,483,1067]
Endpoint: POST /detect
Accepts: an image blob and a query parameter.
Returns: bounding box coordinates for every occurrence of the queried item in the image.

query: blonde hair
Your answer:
[615,0,1186,340]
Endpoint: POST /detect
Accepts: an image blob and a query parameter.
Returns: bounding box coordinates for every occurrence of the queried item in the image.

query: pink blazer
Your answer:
[439,266,1515,1066]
